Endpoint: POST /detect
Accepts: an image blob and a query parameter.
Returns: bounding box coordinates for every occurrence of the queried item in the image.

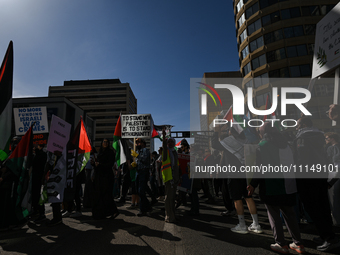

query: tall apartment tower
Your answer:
[49,79,137,147]
[233,0,339,131]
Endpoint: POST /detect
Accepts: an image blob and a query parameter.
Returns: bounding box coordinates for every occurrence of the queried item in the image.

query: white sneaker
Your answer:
[231,224,248,234]
[70,211,82,218]
[270,243,289,254]
[248,223,263,233]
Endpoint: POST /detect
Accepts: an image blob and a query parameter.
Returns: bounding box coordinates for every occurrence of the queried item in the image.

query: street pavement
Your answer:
[1,193,340,255]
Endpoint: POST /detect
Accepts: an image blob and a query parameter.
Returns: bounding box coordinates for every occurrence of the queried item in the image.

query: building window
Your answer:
[254,73,269,88]
[301,6,320,16]
[252,54,266,70]
[242,45,250,60]
[283,25,304,38]
[238,13,246,28]
[247,19,262,36]
[307,44,315,55]
[256,92,272,107]
[289,64,311,77]
[304,24,316,35]
[286,45,308,58]
[250,36,264,52]
[243,62,251,76]
[259,0,287,9]
[262,11,280,26]
[314,84,334,97]
[281,7,301,20]
[267,48,286,63]
[240,29,247,43]
[264,29,283,44]
[245,2,259,19]
[269,67,290,77]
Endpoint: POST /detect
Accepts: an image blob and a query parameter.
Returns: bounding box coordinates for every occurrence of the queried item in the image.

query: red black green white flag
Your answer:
[151,124,173,140]
[113,114,126,166]
[0,41,13,161]
[6,123,34,220]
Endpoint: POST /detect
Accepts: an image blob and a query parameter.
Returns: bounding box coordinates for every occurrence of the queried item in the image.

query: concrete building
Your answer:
[233,0,339,132]
[49,79,137,147]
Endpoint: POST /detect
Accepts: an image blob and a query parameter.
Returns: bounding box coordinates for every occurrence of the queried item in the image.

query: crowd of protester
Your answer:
[1,113,340,253]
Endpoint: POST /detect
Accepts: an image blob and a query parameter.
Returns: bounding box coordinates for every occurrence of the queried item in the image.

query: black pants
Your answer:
[31,171,45,215]
[297,180,335,241]
[222,179,234,211]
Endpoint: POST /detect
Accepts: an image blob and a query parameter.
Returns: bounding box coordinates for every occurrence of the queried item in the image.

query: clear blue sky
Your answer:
[0,0,240,148]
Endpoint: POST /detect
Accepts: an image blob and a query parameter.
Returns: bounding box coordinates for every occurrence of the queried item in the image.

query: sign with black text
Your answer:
[13,107,48,135]
[121,114,152,138]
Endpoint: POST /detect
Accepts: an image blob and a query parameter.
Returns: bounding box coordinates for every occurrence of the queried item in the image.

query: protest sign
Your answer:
[121,114,152,138]
[13,107,48,135]
[46,115,71,153]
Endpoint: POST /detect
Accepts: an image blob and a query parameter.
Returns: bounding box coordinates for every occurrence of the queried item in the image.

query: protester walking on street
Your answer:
[91,138,119,220]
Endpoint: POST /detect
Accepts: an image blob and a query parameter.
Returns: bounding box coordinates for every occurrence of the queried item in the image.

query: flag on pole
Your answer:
[0,41,13,161]
[6,123,34,220]
[77,117,92,173]
[113,114,126,166]
[223,105,244,134]
[151,124,173,140]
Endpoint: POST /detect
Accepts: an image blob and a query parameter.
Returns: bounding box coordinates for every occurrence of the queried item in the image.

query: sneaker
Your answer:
[221,210,236,217]
[289,243,306,254]
[70,211,82,218]
[47,218,62,227]
[231,224,248,234]
[270,243,289,254]
[126,204,136,210]
[248,223,263,234]
[317,238,340,252]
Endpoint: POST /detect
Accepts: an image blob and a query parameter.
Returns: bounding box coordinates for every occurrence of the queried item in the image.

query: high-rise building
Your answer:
[49,79,137,147]
[233,0,339,131]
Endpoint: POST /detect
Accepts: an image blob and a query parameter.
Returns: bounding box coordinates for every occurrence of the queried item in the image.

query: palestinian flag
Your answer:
[223,105,245,134]
[0,41,13,161]
[151,124,173,140]
[77,117,92,173]
[6,123,34,220]
[113,114,126,166]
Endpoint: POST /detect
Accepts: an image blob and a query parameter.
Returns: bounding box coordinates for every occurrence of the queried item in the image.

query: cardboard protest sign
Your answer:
[121,114,152,138]
[46,115,71,153]
[13,107,48,135]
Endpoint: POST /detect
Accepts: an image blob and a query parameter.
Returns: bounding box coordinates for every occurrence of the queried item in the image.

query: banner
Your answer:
[46,115,71,153]
[13,106,48,135]
[121,114,152,138]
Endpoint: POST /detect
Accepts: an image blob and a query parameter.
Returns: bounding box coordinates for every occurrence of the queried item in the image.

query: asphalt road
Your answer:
[1,194,340,255]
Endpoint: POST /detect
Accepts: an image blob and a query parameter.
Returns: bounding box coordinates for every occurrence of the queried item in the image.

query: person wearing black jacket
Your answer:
[91,139,119,220]
[293,117,340,252]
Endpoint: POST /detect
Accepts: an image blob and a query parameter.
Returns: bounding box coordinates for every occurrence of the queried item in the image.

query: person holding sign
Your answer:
[162,128,180,223]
